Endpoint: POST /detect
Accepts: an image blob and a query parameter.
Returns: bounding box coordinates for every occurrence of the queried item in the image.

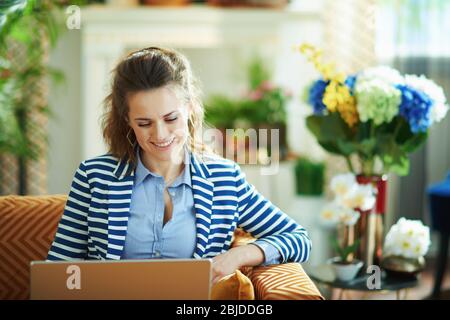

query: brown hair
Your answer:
[101,47,209,169]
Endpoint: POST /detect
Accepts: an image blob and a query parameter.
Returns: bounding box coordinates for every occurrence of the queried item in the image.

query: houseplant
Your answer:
[294,157,325,196]
[204,56,291,162]
[320,173,376,281]
[299,43,449,266]
[0,0,93,194]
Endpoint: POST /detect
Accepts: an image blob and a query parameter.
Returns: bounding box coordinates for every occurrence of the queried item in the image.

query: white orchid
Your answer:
[320,202,360,227]
[384,218,431,259]
[319,203,342,228]
[341,184,377,211]
[331,173,377,212]
[339,208,360,226]
[330,173,357,198]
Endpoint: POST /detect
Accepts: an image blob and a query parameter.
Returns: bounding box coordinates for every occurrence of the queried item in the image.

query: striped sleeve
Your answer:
[235,163,312,264]
[47,161,91,261]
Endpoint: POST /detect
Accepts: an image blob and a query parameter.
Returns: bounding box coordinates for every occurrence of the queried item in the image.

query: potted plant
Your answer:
[320,173,377,281]
[328,238,362,282]
[0,0,94,195]
[204,55,291,162]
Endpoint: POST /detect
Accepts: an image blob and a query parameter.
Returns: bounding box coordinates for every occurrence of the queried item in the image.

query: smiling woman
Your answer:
[127,87,189,166]
[46,46,312,287]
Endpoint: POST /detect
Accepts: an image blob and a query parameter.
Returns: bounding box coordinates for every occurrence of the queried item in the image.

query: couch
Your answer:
[0,195,323,300]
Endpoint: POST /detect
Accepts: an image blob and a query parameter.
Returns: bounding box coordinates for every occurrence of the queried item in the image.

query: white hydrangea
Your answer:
[384,218,431,259]
[356,66,405,86]
[404,74,449,123]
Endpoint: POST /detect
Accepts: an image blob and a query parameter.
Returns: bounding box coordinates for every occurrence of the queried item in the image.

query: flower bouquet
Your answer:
[299,43,449,177]
[299,43,447,267]
[381,218,431,277]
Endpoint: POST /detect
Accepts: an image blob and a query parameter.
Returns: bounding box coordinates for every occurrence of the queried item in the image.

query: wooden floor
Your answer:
[317,258,450,300]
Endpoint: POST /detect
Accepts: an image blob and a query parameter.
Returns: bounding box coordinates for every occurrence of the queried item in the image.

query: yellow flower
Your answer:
[298,44,345,82]
[322,81,359,127]
[298,43,358,127]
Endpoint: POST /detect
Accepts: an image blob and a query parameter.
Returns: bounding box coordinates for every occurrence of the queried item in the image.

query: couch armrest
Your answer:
[241,263,324,300]
[231,228,324,300]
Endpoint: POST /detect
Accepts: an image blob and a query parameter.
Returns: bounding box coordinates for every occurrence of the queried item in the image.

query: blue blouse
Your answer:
[121,149,196,259]
[122,147,281,264]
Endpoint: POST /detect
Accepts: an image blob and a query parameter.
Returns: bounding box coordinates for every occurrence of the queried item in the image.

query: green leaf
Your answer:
[357,138,377,157]
[306,113,354,156]
[336,140,358,156]
[9,22,31,43]
[247,55,271,90]
[341,239,361,262]
[401,131,428,153]
[376,134,410,176]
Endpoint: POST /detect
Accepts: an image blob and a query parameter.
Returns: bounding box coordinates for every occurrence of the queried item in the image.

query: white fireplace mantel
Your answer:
[78,4,323,160]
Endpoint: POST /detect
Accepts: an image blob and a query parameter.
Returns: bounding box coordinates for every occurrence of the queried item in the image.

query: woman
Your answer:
[47,47,311,284]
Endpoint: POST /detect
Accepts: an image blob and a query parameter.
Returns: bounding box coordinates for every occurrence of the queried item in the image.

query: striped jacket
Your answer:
[47,153,312,263]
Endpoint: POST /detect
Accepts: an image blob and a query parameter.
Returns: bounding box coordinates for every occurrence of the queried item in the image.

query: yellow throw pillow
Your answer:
[248,263,324,300]
[211,269,255,300]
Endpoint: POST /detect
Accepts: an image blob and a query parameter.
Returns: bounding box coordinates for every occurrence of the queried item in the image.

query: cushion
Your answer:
[0,195,67,300]
[245,263,324,300]
[211,269,255,300]
[231,228,257,247]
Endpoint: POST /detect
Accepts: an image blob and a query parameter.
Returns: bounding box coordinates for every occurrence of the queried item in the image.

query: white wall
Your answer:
[46,5,325,194]
[47,30,83,195]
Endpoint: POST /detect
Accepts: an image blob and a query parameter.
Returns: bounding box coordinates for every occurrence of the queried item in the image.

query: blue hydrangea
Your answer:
[397,84,433,133]
[345,75,357,94]
[308,79,329,115]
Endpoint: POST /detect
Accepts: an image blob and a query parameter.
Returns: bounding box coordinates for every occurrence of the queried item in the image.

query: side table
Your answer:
[308,264,419,300]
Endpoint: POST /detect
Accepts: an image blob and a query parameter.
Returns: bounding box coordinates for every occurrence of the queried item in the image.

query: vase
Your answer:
[355,175,388,268]
[381,255,425,279]
[327,257,364,282]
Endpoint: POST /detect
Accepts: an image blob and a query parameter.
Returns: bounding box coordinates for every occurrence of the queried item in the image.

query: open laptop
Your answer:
[30,259,212,300]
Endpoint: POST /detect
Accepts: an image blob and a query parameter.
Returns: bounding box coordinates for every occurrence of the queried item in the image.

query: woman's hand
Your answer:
[211,244,265,284]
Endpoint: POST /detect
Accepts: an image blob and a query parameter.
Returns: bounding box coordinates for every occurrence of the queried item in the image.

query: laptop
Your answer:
[30,259,212,300]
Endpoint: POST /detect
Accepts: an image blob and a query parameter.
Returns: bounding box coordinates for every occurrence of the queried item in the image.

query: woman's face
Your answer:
[127,85,190,163]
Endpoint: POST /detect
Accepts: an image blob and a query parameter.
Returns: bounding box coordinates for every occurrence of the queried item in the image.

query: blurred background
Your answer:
[1,0,449,297]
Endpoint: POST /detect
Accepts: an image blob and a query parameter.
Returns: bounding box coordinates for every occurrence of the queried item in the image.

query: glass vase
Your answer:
[355,174,388,268]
